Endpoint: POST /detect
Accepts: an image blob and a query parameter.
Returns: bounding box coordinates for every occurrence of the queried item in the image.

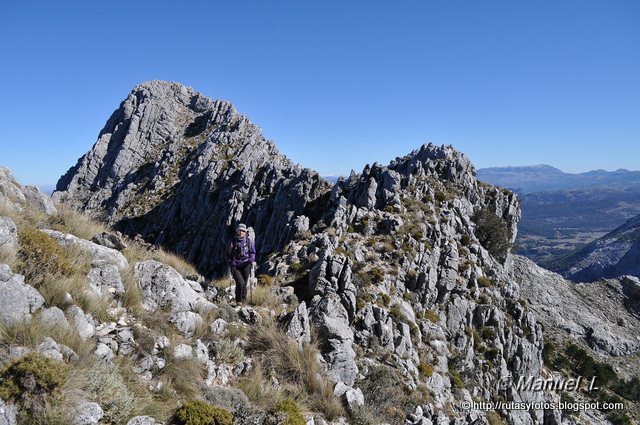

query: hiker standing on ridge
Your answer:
[226,223,256,304]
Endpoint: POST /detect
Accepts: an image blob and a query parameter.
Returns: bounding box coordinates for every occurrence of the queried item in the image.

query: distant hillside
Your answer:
[516,186,640,266]
[478,164,640,193]
[548,213,640,282]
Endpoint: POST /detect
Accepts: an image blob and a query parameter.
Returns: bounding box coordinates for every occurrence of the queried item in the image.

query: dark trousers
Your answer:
[231,263,251,302]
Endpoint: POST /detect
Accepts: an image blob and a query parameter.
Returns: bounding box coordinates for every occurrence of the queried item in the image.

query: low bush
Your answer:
[477,276,493,288]
[257,274,274,286]
[66,357,168,423]
[175,400,233,425]
[448,367,465,389]
[16,227,76,286]
[0,353,68,402]
[426,309,439,323]
[275,398,306,425]
[418,362,434,378]
[0,353,68,418]
[472,207,512,263]
[359,365,427,423]
[213,339,244,364]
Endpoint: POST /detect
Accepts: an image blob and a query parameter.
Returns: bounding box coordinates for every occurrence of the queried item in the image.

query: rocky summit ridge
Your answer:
[0,81,638,424]
[54,80,331,276]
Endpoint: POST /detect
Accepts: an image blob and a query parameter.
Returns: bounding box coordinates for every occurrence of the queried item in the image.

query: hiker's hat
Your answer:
[236,223,247,232]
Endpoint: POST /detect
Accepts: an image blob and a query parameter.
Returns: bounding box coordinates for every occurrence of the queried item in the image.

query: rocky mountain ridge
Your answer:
[54,80,331,276]
[1,80,638,424]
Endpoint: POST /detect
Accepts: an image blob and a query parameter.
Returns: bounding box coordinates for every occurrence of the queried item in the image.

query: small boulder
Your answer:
[72,402,103,425]
[94,343,114,363]
[91,231,127,250]
[0,216,17,251]
[0,398,17,425]
[126,417,160,425]
[0,265,44,325]
[238,306,261,325]
[173,344,193,359]
[39,306,71,331]
[86,265,124,297]
[67,306,95,341]
[42,229,128,270]
[283,301,311,346]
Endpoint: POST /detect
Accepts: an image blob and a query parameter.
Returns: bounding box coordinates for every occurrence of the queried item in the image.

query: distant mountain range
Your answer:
[516,186,640,268]
[548,213,640,282]
[477,164,640,193]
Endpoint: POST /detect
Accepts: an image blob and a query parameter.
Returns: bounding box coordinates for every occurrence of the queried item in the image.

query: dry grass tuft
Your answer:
[247,285,281,309]
[121,265,144,314]
[156,354,206,401]
[59,356,170,424]
[16,226,76,287]
[46,205,109,241]
[0,314,94,361]
[213,339,244,364]
[235,362,283,409]
[152,248,199,278]
[244,319,344,419]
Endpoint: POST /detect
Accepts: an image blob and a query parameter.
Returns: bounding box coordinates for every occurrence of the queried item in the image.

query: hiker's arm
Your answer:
[225,242,234,267]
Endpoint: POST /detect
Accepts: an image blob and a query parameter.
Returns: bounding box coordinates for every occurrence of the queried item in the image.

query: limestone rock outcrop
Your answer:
[53,80,330,276]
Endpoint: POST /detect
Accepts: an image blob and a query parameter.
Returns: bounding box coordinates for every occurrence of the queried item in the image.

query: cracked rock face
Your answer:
[512,255,640,357]
[53,80,331,276]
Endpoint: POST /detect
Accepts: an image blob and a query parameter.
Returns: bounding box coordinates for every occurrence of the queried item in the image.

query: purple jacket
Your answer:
[226,236,256,268]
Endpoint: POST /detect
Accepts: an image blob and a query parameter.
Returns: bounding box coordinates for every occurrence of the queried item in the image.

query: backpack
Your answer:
[230,237,254,263]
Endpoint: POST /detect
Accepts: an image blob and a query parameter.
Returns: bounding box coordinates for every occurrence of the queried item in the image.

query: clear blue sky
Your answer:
[1,0,639,188]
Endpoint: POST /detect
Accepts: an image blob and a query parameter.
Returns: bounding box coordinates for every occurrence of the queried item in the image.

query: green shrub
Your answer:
[418,362,433,377]
[426,309,439,323]
[472,207,512,263]
[257,274,274,286]
[359,366,426,423]
[378,293,391,307]
[0,353,68,404]
[275,398,306,425]
[289,262,302,273]
[17,227,76,286]
[175,400,233,425]
[480,326,496,340]
[477,276,493,288]
[370,267,385,283]
[448,367,464,389]
[485,347,500,361]
[460,234,472,247]
[389,304,408,324]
